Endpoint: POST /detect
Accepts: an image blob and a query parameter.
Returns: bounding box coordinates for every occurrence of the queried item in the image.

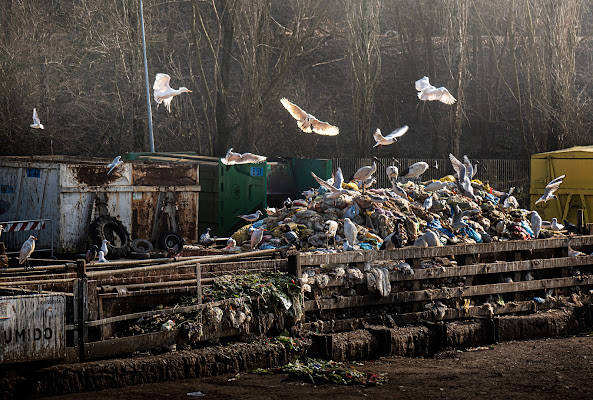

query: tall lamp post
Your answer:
[139,0,155,152]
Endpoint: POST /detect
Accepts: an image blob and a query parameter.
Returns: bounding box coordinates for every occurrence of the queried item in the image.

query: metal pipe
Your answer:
[139,0,155,152]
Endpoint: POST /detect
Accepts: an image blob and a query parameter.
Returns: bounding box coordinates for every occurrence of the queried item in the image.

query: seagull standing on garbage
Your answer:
[153,73,191,113]
[415,76,457,105]
[98,250,108,263]
[530,211,542,239]
[342,218,358,250]
[550,218,564,231]
[423,195,433,212]
[19,235,37,270]
[401,161,429,180]
[251,227,264,249]
[239,210,263,222]
[30,108,44,129]
[350,157,378,193]
[535,175,565,205]
[107,156,123,175]
[372,125,408,148]
[280,98,339,136]
[100,239,109,257]
[323,220,338,247]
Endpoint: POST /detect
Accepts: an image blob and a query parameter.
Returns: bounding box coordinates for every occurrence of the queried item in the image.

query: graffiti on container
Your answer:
[3,327,54,343]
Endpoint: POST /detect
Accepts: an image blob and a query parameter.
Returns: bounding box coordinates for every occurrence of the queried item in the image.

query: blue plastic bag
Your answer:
[360,243,373,251]
[460,226,483,243]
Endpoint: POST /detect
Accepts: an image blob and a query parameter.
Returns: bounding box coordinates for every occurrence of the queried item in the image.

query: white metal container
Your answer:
[0,156,200,254]
[0,293,65,363]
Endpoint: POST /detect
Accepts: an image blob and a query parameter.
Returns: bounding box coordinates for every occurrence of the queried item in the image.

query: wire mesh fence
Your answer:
[331,158,531,205]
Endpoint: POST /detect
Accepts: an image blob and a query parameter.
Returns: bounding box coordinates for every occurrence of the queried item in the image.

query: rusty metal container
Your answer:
[0,293,65,363]
[0,156,200,254]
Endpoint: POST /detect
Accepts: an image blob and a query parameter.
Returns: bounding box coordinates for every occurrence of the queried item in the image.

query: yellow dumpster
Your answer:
[531,146,593,224]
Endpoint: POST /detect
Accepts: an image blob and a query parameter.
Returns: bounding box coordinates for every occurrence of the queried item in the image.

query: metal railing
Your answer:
[0,218,54,258]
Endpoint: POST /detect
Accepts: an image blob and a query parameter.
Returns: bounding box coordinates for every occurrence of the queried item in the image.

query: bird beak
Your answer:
[187,90,193,93]
[33,237,38,240]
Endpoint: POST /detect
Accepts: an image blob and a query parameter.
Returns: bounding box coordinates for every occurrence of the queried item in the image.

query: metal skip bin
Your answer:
[0,294,65,363]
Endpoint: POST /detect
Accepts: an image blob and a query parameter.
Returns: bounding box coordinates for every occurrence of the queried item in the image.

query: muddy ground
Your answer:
[45,335,593,400]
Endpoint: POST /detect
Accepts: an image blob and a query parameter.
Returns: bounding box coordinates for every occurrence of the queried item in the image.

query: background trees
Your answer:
[0,0,592,159]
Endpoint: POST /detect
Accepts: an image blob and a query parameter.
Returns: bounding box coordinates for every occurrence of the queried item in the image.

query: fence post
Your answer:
[77,259,88,361]
[287,250,302,278]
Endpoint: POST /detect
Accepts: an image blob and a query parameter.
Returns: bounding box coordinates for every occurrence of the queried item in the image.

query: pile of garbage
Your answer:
[115,271,303,339]
[252,357,388,386]
[226,163,583,254]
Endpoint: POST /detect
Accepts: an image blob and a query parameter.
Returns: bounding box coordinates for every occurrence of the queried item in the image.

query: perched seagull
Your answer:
[550,218,564,231]
[342,218,358,250]
[415,76,457,105]
[323,220,338,246]
[386,165,399,181]
[424,181,452,192]
[199,228,214,246]
[100,239,109,257]
[530,211,542,239]
[423,195,433,212]
[333,167,344,190]
[223,238,237,250]
[280,98,339,136]
[19,235,37,270]
[238,210,263,222]
[535,175,565,205]
[86,245,98,263]
[30,108,44,129]
[372,125,409,148]
[250,228,264,250]
[107,156,123,175]
[350,157,378,192]
[221,148,267,165]
[401,161,429,180]
[98,250,108,263]
[153,73,191,113]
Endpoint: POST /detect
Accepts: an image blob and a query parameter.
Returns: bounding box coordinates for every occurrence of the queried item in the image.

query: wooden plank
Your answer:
[85,297,249,327]
[304,276,593,311]
[299,235,593,266]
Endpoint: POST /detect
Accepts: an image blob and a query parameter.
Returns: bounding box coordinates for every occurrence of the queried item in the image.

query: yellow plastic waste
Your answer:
[343,182,359,191]
[439,175,456,182]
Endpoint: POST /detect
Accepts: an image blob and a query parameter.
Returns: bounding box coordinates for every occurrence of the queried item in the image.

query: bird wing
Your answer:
[334,167,344,189]
[153,73,172,95]
[310,118,339,136]
[280,98,307,121]
[384,125,409,140]
[241,153,267,164]
[462,155,474,180]
[549,175,566,185]
[449,153,464,177]
[32,108,40,125]
[415,77,431,92]
[435,87,457,105]
[311,171,337,192]
[373,128,385,143]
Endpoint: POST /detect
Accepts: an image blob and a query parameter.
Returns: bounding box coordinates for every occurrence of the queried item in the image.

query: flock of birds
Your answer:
[16,72,579,267]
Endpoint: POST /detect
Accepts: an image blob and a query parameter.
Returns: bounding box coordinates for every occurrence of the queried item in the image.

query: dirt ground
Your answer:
[45,335,593,400]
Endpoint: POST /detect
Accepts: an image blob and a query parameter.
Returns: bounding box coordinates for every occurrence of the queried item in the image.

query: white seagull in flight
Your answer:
[107,156,123,175]
[535,175,565,205]
[280,98,339,136]
[415,76,457,105]
[153,73,192,113]
[372,125,409,148]
[30,108,44,129]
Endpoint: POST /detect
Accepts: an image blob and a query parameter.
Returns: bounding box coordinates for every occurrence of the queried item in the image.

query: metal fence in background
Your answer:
[331,158,531,205]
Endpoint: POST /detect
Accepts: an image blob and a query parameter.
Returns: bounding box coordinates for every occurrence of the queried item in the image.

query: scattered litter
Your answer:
[187,391,204,397]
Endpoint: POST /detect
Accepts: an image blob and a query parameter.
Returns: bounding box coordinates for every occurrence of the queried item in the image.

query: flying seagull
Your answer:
[415,76,457,105]
[372,125,409,148]
[107,156,123,175]
[280,98,339,136]
[535,175,565,205]
[221,148,267,165]
[153,73,192,113]
[30,108,44,129]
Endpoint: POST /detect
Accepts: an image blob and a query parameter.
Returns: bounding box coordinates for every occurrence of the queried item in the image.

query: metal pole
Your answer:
[139,0,155,152]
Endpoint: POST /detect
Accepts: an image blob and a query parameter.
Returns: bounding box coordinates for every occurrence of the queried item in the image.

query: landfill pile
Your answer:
[226,158,582,255]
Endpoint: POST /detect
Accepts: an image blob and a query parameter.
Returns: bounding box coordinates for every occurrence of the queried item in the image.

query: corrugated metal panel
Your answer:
[0,294,65,363]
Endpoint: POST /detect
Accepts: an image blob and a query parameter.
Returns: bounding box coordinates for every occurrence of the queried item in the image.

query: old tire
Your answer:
[158,231,184,251]
[130,238,154,253]
[89,215,130,259]
[129,251,152,260]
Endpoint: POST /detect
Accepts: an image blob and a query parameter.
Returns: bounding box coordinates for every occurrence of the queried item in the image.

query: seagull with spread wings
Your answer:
[372,125,409,148]
[415,76,457,105]
[535,175,565,205]
[280,98,339,136]
[30,108,44,129]
[153,73,192,113]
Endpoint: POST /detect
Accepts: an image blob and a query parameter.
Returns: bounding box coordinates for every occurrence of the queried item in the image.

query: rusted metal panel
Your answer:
[0,294,65,363]
[132,164,198,186]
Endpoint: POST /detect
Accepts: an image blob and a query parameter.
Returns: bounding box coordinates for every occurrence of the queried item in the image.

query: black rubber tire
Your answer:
[130,238,154,253]
[89,215,130,259]
[158,231,185,251]
[129,251,152,260]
